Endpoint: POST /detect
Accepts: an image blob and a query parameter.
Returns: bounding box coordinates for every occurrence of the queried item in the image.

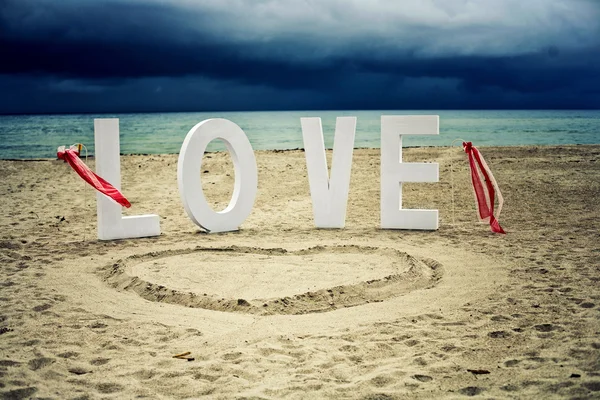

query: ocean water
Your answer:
[0,110,599,159]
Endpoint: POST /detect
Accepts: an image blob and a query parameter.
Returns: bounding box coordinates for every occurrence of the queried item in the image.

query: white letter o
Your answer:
[177,118,257,233]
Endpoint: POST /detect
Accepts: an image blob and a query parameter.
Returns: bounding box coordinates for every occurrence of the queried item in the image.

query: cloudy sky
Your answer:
[1,0,599,114]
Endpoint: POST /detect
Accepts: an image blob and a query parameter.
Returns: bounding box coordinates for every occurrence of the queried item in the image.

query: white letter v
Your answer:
[301,116,356,228]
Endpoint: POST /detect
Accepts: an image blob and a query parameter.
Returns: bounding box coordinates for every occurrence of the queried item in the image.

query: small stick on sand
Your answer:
[173,351,194,361]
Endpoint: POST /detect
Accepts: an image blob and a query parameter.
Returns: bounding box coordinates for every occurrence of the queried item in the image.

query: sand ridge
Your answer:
[100,244,443,315]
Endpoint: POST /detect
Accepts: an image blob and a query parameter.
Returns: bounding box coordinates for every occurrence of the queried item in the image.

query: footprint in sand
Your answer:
[89,358,110,366]
[412,374,433,382]
[27,357,55,371]
[96,382,124,394]
[0,387,38,399]
[458,386,486,396]
[57,351,80,359]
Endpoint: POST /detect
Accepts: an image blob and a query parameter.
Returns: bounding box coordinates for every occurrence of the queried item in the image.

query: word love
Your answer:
[93,116,439,240]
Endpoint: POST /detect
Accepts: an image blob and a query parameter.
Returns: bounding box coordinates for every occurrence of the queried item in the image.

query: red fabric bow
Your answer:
[463,142,505,234]
[57,148,131,208]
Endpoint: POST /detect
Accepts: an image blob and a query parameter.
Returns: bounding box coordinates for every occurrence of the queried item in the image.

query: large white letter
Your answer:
[178,118,257,233]
[301,117,356,228]
[381,115,439,230]
[94,119,161,240]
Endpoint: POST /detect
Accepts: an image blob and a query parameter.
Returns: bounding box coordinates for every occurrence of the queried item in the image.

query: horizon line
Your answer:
[1,108,600,117]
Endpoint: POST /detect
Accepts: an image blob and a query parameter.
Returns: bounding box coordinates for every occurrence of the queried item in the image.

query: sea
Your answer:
[0,110,599,159]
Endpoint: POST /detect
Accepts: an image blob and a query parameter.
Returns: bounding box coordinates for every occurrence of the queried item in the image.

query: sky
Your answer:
[1,0,599,114]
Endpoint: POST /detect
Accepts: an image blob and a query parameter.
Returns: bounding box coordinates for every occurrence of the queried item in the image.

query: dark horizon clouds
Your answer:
[1,0,599,114]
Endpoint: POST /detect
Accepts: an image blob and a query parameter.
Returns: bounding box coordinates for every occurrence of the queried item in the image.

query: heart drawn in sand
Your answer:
[100,245,443,315]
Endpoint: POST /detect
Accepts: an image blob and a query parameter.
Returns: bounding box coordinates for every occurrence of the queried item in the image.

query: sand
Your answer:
[0,145,599,399]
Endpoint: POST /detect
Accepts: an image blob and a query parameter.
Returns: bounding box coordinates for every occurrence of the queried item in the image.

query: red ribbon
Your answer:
[57,148,131,208]
[463,142,505,234]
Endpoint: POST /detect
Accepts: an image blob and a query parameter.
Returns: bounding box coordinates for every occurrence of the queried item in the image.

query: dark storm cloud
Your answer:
[1,0,599,112]
[0,0,344,89]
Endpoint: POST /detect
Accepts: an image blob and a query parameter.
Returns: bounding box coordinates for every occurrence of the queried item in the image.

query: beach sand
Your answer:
[1,145,599,399]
